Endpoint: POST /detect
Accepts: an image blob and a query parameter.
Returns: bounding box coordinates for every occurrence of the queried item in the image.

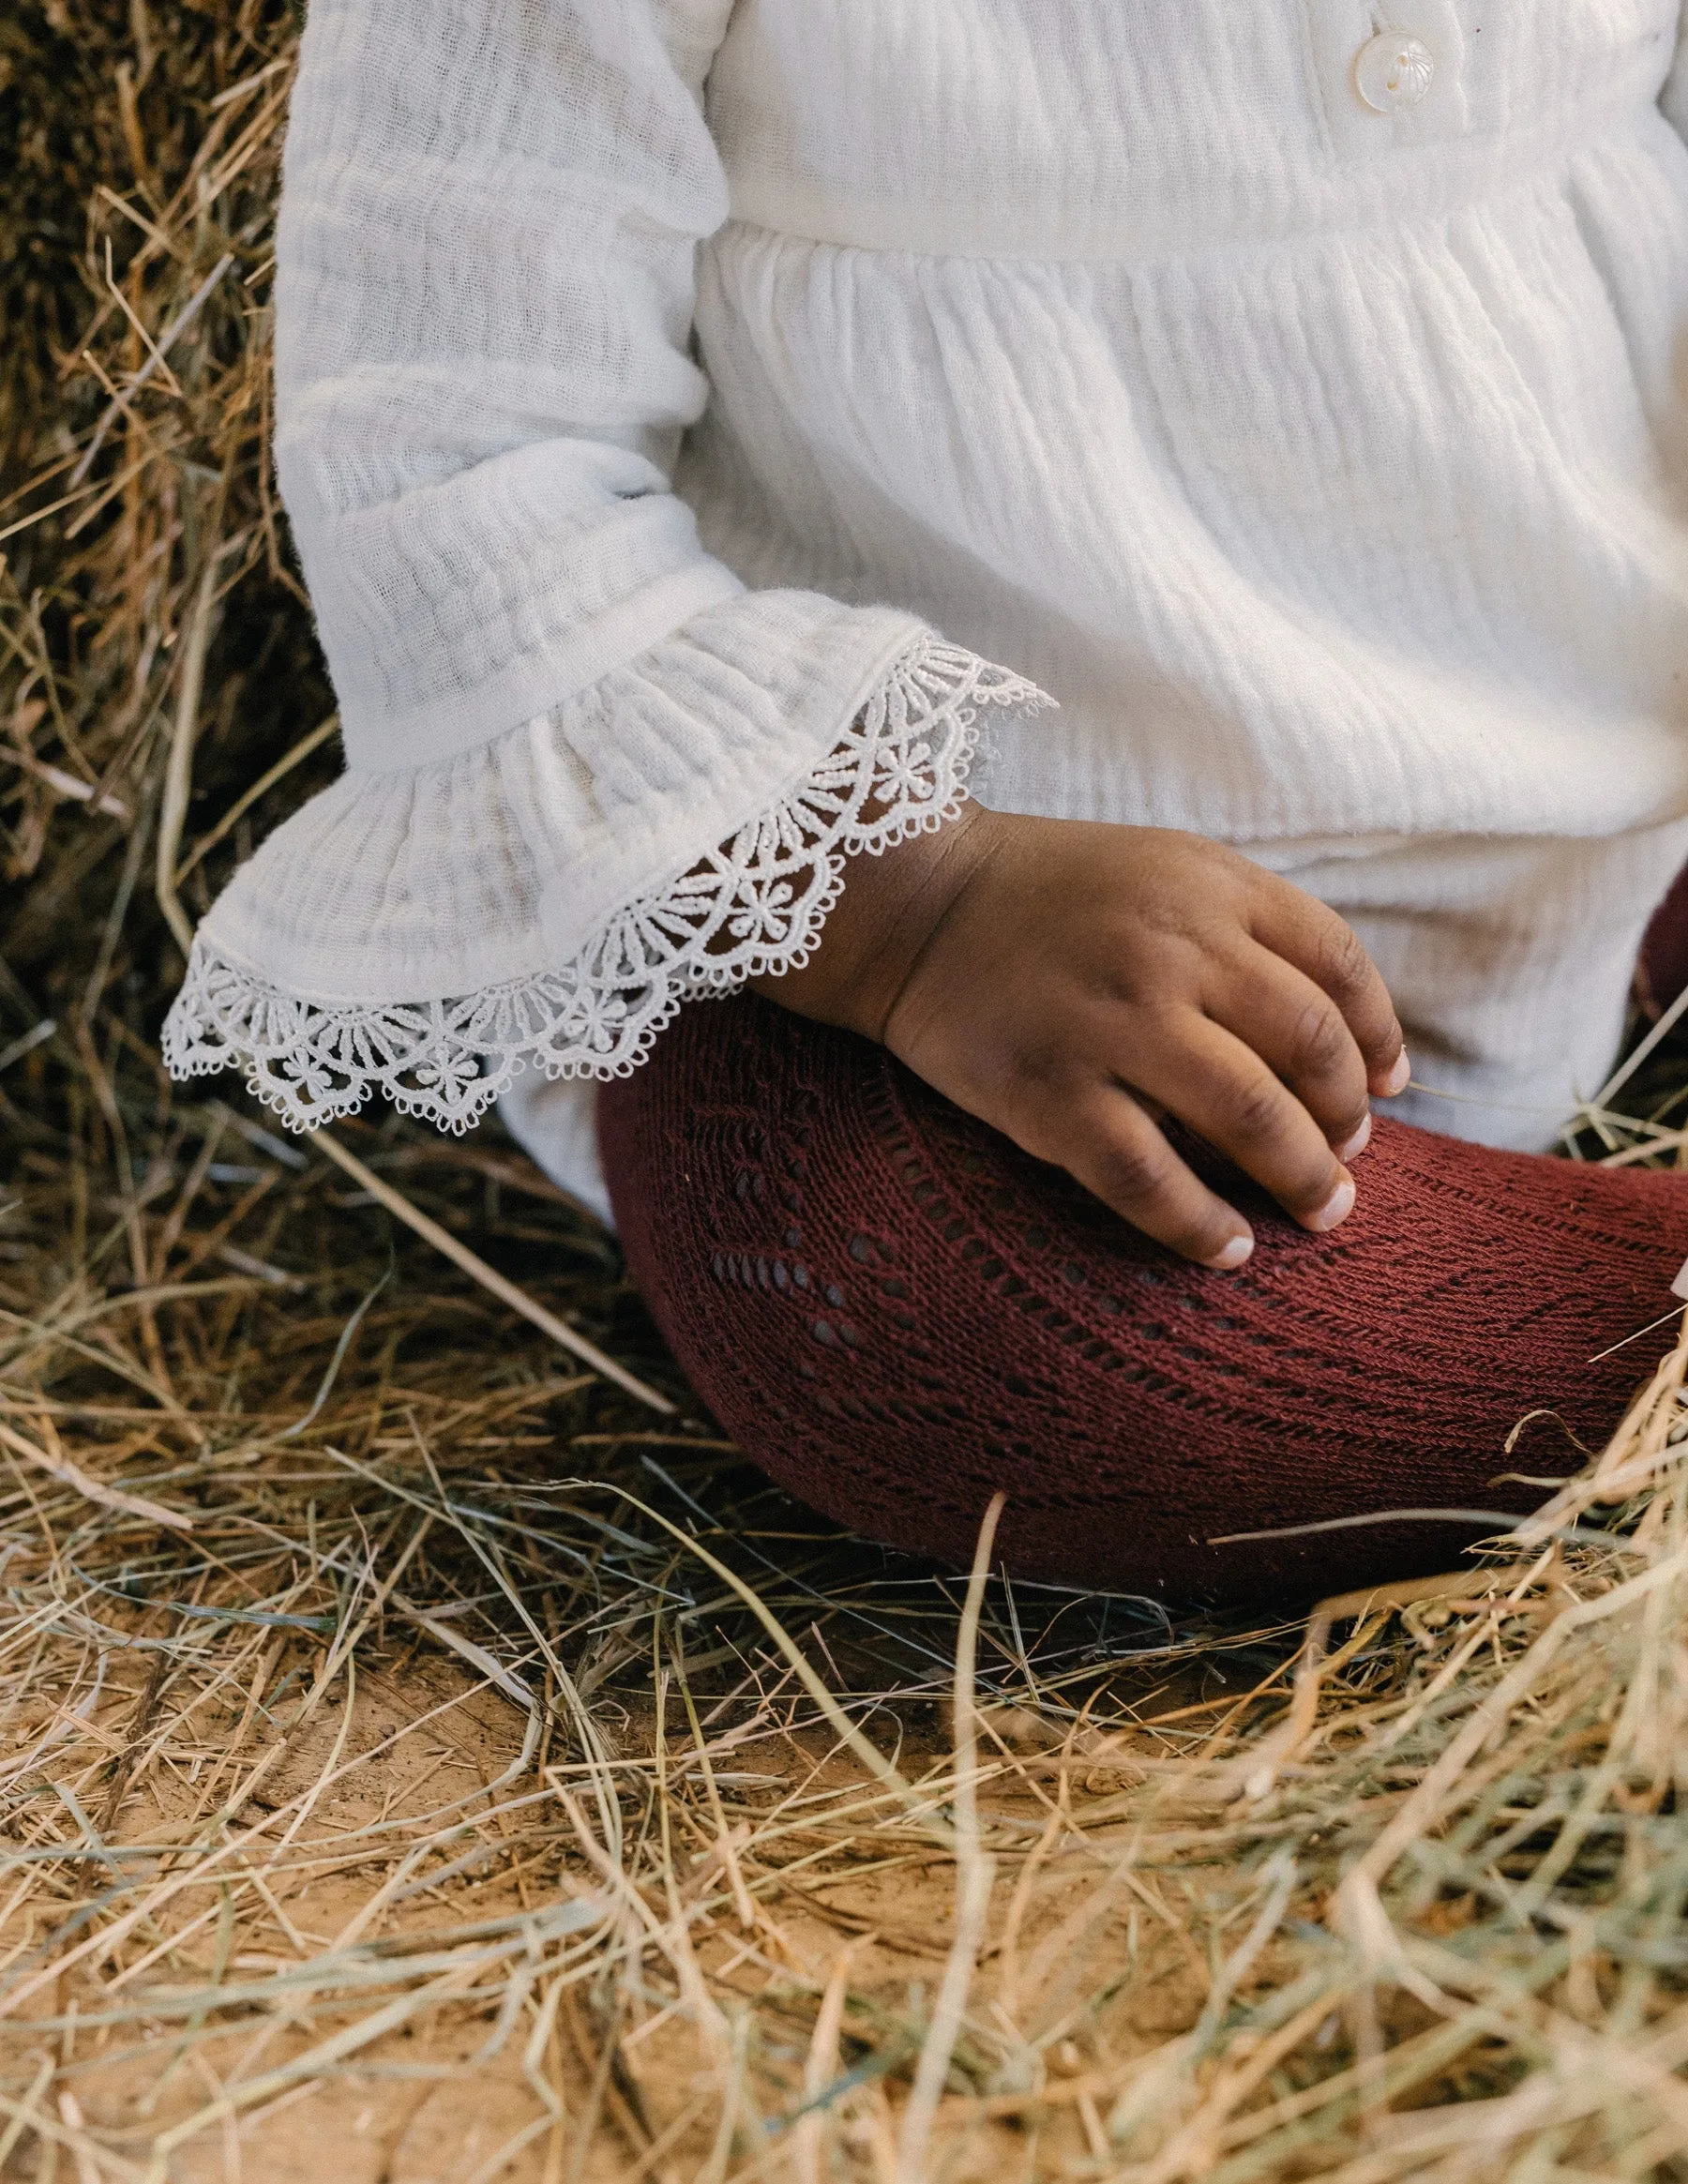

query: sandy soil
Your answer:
[5,1623,1220,2182]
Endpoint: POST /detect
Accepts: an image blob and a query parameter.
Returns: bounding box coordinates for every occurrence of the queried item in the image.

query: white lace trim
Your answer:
[161,638,1052,1136]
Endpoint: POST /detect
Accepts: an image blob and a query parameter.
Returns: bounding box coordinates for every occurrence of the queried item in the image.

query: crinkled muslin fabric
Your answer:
[166,1,1688,1214]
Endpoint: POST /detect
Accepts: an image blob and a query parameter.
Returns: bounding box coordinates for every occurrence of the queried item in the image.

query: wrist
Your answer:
[748,800,1000,1042]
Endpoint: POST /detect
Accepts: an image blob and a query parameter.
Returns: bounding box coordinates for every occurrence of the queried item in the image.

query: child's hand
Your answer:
[751,806,1409,1269]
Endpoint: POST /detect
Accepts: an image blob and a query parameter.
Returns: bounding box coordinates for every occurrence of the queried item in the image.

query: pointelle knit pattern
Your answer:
[601,989,1688,1605]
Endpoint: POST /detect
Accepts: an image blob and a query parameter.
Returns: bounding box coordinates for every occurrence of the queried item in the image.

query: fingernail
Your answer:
[1382,1051,1411,1097]
[1205,1233,1255,1272]
[1305,1177,1357,1233]
[1337,1111,1372,1163]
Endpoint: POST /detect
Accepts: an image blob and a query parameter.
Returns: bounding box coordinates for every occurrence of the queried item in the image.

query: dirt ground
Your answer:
[6,1611,1229,2183]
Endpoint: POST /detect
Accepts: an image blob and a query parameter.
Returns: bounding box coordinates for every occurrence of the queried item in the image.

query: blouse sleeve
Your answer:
[1666,10,1688,141]
[162,0,1047,1135]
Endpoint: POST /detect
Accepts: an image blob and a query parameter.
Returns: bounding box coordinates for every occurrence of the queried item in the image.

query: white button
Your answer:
[1353,32,1436,113]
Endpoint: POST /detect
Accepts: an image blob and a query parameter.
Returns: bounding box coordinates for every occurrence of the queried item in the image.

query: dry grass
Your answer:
[8,6,1688,2178]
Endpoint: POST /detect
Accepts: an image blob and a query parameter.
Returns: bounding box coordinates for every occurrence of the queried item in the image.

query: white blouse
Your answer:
[165,1,1688,1211]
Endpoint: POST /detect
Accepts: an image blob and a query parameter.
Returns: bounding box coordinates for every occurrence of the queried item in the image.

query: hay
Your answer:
[7,5,1688,2177]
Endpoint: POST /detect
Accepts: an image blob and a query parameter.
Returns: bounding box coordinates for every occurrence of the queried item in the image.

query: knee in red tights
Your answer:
[598,993,1688,1607]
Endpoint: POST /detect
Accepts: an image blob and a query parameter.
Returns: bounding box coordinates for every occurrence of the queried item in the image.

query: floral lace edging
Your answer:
[160,637,1054,1136]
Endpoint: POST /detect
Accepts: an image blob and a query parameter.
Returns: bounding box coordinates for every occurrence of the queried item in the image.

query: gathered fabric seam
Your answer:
[713,77,1667,271]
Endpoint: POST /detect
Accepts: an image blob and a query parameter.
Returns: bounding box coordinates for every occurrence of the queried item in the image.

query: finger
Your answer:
[1247,885,1410,1098]
[1134,1016,1356,1233]
[1052,1091,1257,1270]
[1212,943,1372,1158]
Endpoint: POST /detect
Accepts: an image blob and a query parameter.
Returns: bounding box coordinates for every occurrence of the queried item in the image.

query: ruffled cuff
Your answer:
[162,634,1053,1135]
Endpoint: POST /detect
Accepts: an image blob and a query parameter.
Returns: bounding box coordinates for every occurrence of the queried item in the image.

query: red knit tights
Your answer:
[597,992,1688,1607]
